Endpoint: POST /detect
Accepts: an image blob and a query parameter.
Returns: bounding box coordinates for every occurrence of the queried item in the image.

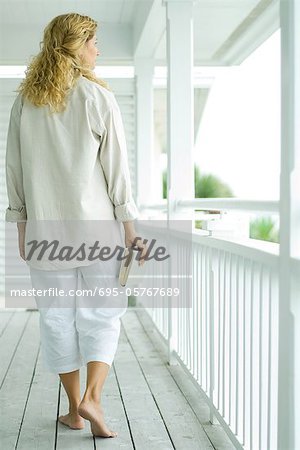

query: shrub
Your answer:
[250,216,279,243]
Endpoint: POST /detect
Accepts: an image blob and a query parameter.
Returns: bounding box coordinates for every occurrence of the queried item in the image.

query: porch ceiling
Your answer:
[0,0,279,66]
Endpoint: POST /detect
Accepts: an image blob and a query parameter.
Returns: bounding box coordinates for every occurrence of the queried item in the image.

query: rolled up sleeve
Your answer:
[5,94,27,222]
[97,96,139,222]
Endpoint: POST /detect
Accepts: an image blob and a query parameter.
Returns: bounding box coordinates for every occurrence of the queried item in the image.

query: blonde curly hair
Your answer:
[17,13,110,113]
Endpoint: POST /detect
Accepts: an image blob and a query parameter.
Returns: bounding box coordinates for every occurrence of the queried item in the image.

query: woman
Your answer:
[5,13,147,438]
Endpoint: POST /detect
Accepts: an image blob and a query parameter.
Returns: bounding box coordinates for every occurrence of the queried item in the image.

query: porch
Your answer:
[0,0,299,449]
[0,309,234,449]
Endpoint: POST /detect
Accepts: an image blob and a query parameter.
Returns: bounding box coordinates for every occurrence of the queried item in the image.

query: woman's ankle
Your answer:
[67,398,81,412]
[81,392,101,404]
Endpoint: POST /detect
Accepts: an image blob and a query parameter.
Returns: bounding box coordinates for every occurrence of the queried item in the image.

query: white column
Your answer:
[164,0,195,221]
[163,0,195,367]
[134,58,156,210]
[278,1,300,448]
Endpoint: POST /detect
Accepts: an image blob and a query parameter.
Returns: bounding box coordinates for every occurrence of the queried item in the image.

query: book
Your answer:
[118,247,144,287]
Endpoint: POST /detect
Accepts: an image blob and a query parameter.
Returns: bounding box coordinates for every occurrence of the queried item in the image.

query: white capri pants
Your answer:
[29,259,128,375]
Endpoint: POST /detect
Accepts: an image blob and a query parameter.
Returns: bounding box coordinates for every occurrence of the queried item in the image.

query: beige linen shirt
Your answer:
[5,75,139,223]
[4,75,139,270]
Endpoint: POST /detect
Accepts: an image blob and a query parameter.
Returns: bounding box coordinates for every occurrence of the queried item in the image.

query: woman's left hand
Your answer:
[17,222,26,261]
[125,233,148,266]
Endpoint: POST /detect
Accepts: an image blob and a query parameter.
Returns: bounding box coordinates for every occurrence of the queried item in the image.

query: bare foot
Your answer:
[78,400,117,438]
[58,412,85,430]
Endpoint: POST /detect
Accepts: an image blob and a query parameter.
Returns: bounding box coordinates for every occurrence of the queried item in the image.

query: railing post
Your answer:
[167,231,177,365]
[209,248,218,424]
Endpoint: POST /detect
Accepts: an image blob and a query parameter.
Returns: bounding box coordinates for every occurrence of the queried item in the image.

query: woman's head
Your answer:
[43,13,100,70]
[79,34,100,70]
[17,13,110,113]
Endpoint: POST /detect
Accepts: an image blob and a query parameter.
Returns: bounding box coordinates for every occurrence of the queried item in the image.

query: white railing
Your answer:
[137,199,280,449]
[138,198,279,213]
[177,198,279,213]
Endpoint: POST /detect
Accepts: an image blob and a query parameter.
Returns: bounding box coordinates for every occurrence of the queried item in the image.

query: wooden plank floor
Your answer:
[0,309,234,450]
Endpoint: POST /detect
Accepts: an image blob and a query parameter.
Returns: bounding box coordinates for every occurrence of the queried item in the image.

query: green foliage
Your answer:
[195,220,203,229]
[163,169,167,199]
[194,165,234,198]
[250,216,279,243]
[162,165,234,199]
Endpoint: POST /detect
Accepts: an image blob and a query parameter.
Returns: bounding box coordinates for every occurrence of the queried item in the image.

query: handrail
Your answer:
[177,198,279,212]
[138,202,167,210]
[135,222,279,266]
[138,198,279,213]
